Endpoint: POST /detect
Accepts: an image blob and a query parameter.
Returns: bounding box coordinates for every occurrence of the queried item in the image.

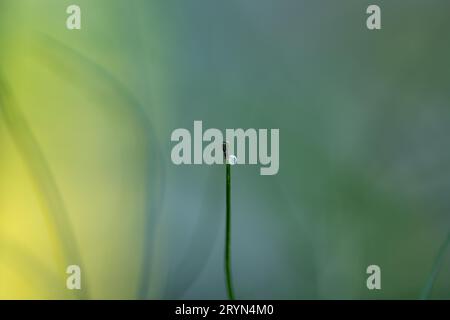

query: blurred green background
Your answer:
[0,0,449,299]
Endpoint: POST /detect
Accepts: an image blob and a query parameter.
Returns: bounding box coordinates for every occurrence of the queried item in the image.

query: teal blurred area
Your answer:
[0,0,449,299]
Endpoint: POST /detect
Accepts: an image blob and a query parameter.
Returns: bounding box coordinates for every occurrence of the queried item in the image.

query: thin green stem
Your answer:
[225,163,235,300]
[420,231,450,299]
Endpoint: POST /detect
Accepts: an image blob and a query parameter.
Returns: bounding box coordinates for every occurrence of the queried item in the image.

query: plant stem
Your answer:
[225,163,235,300]
[420,231,450,299]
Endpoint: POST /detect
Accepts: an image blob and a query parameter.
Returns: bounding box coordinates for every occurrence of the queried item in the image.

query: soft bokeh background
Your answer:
[0,0,449,299]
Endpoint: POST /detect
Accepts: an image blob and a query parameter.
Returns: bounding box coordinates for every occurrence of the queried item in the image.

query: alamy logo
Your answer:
[171,121,279,175]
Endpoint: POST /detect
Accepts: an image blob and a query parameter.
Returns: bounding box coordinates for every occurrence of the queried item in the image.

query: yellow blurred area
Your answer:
[0,126,65,299]
[0,0,165,299]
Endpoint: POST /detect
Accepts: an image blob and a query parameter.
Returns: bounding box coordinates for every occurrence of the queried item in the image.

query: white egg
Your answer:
[228,155,237,165]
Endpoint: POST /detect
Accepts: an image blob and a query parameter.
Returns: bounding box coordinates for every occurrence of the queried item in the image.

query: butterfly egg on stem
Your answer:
[222,141,237,165]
